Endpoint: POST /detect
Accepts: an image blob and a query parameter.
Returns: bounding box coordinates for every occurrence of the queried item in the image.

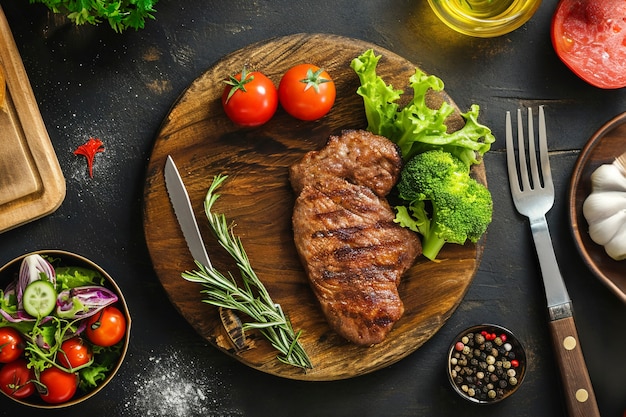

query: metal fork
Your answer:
[506,107,600,417]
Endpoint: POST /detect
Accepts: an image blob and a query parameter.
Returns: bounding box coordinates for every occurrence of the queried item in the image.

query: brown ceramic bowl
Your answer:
[447,324,526,404]
[569,112,626,304]
[0,250,131,408]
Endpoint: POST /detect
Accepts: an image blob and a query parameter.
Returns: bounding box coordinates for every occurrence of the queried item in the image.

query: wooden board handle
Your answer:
[548,316,601,417]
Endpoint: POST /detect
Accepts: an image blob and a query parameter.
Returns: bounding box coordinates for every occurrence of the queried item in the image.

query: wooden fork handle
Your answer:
[548,316,601,417]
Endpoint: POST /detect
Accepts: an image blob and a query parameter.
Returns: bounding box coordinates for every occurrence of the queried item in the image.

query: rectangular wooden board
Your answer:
[0,5,65,233]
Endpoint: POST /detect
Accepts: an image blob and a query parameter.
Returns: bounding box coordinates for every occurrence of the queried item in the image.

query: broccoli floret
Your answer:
[394,149,493,261]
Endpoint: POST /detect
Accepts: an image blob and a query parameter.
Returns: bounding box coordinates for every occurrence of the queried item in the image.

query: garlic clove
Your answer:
[588,209,626,246]
[583,191,626,223]
[604,221,626,261]
[590,164,626,192]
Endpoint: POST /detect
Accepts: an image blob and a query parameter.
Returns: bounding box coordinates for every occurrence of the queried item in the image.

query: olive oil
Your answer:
[427,0,541,37]
[447,0,517,19]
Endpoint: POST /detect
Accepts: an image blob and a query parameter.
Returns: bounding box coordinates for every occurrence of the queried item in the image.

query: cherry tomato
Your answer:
[0,359,35,399]
[278,64,336,121]
[85,306,126,347]
[0,327,24,363]
[551,0,626,89]
[58,338,92,369]
[38,366,78,404]
[222,67,278,126]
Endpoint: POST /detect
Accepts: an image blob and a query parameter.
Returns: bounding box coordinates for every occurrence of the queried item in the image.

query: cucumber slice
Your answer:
[23,280,57,318]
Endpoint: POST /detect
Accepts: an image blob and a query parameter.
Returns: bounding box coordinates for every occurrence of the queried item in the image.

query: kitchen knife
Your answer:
[164,155,212,268]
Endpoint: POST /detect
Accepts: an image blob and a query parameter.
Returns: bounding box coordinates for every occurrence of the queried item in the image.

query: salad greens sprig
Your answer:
[182,175,313,370]
[24,316,90,373]
[350,49,495,166]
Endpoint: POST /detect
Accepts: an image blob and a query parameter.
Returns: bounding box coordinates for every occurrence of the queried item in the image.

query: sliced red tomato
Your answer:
[38,366,78,404]
[58,338,92,369]
[278,64,336,121]
[551,0,626,89]
[0,359,35,399]
[222,67,278,126]
[0,328,24,363]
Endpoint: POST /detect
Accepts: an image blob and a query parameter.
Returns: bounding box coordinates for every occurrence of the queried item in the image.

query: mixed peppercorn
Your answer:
[448,325,526,403]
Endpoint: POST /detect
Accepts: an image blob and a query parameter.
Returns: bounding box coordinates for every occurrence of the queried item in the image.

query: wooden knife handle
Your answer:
[548,316,601,417]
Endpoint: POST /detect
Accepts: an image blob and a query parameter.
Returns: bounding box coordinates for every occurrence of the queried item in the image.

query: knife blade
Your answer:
[164,155,212,268]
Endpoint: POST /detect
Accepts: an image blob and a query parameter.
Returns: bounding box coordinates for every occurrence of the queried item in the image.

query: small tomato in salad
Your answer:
[0,328,24,363]
[551,0,626,89]
[85,306,126,347]
[0,359,35,400]
[222,67,278,126]
[38,367,78,404]
[278,64,336,121]
[58,338,93,369]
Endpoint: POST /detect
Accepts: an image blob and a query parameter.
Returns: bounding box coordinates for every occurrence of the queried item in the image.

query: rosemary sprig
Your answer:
[182,175,313,370]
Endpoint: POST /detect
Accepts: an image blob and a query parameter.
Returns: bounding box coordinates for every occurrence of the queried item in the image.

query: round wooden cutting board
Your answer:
[143,33,486,381]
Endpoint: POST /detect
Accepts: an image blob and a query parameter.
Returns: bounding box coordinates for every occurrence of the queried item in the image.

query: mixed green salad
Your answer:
[0,254,127,404]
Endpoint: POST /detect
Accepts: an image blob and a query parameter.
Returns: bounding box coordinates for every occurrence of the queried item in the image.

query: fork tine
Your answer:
[538,106,553,191]
[527,108,542,190]
[516,109,531,192]
[505,111,521,196]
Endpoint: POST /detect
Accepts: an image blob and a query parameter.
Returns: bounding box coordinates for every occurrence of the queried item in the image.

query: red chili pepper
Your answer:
[74,138,104,178]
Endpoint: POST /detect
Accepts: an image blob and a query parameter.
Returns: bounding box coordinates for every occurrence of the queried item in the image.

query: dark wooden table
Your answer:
[0,1,625,416]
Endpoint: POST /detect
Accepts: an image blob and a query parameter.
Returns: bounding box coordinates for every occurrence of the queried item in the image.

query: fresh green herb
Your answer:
[182,175,313,370]
[28,0,158,33]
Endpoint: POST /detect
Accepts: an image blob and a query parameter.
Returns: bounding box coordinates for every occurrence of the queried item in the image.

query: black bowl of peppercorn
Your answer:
[447,324,526,404]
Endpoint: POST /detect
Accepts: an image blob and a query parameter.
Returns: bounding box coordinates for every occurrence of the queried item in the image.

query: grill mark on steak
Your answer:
[290,130,422,346]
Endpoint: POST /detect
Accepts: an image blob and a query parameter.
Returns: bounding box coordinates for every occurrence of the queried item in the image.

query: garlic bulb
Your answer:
[582,161,626,260]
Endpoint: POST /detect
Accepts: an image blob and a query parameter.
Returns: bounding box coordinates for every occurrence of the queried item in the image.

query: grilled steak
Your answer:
[290,130,404,198]
[290,130,422,346]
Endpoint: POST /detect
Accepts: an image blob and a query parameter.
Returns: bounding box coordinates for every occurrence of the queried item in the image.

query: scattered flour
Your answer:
[118,349,243,417]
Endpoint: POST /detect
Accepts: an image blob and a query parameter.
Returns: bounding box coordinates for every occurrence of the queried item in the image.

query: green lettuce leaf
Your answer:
[350,49,495,166]
[55,266,105,291]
